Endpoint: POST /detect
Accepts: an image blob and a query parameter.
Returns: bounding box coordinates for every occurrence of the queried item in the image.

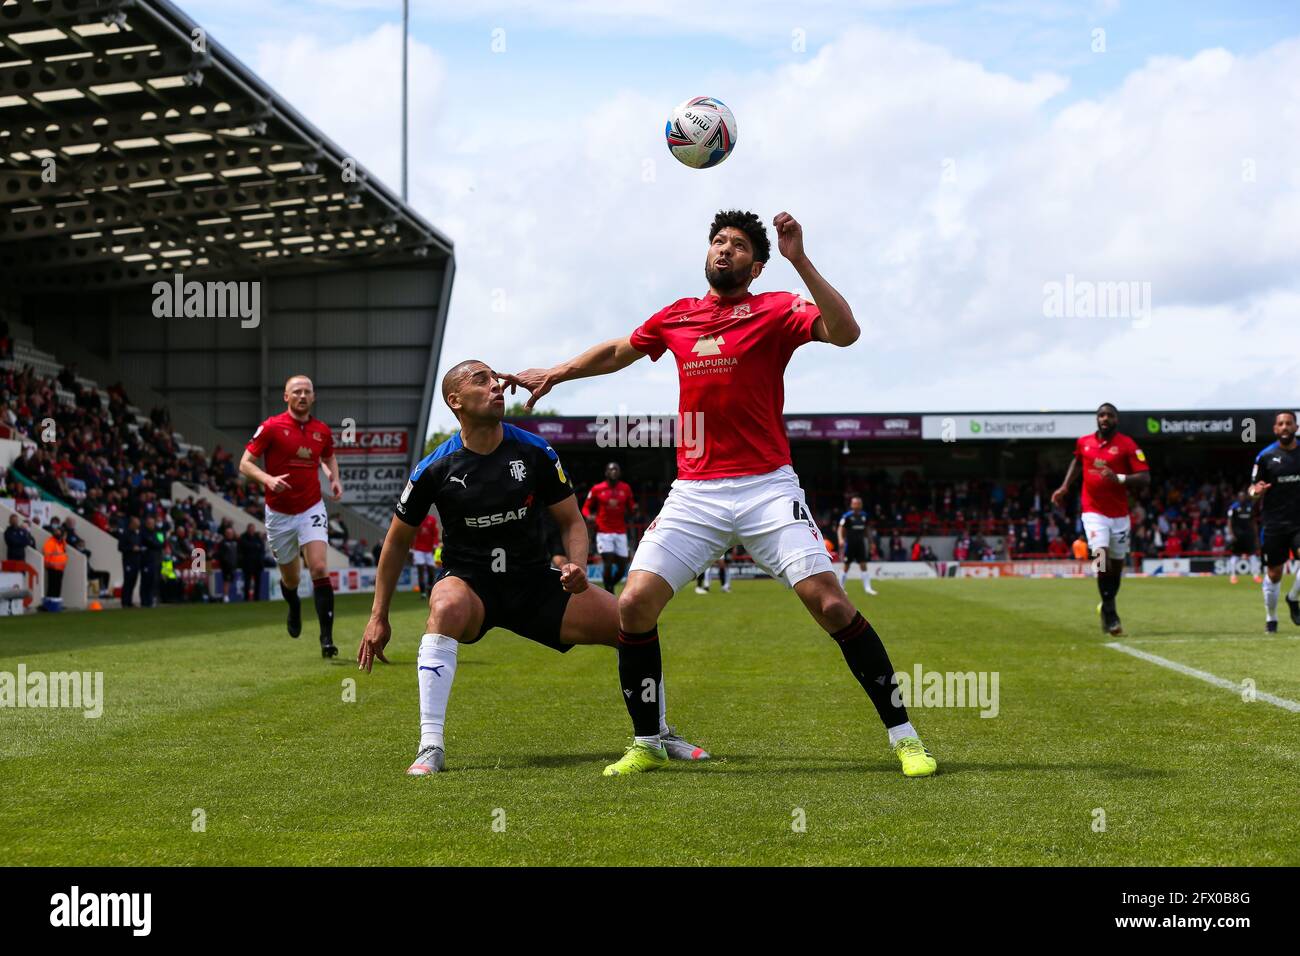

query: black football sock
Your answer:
[696,573,706,588]
[602,558,617,593]
[832,612,908,729]
[617,626,662,738]
[718,563,728,587]
[283,586,301,619]
[1108,567,1123,611]
[312,577,334,642]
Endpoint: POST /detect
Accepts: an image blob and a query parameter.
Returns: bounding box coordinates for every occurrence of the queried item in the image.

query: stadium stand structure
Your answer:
[0,0,455,607]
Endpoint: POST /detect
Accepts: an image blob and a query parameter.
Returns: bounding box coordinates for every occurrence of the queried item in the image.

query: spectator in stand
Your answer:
[1071,536,1089,560]
[238,523,266,601]
[1048,536,1069,558]
[910,536,924,561]
[5,514,35,563]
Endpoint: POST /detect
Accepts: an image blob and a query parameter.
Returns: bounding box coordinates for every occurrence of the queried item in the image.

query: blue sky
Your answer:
[174,1,1300,431]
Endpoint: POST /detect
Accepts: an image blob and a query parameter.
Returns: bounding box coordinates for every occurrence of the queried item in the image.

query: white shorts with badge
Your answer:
[595,532,630,558]
[412,549,435,567]
[630,465,833,591]
[1082,512,1131,560]
[265,501,329,566]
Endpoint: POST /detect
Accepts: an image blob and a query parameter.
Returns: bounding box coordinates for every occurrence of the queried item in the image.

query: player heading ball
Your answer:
[507,210,938,778]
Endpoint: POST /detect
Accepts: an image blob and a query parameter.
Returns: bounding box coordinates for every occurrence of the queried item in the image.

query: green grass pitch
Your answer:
[2,577,1297,866]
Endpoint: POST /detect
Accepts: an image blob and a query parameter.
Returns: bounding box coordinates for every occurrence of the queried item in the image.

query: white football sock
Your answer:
[658,677,669,736]
[1263,578,1280,623]
[418,633,459,749]
[635,734,662,750]
[838,568,847,585]
[1288,575,1300,602]
[888,721,919,746]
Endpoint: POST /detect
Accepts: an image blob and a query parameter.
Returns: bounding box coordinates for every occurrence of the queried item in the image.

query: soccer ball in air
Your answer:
[665,96,737,169]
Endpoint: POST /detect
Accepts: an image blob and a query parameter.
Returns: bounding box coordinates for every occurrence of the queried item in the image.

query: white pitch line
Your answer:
[1104,642,1300,713]
[1124,635,1300,646]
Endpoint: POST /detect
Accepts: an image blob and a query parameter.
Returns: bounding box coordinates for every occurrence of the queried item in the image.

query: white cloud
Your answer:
[250,23,1300,433]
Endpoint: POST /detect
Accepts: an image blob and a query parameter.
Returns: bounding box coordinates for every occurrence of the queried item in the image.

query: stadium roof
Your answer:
[0,0,453,290]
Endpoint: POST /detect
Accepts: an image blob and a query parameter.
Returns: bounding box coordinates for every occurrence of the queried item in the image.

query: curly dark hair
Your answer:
[709,209,770,263]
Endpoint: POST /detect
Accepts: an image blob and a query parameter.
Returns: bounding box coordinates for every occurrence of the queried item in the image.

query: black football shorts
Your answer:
[439,565,575,652]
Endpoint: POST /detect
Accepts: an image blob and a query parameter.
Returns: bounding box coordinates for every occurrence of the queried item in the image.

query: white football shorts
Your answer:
[411,549,435,567]
[595,532,630,558]
[630,465,833,591]
[1082,512,1131,561]
[264,500,329,566]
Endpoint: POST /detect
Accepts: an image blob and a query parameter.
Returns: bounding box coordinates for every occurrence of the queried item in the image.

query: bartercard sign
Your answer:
[922,414,1097,441]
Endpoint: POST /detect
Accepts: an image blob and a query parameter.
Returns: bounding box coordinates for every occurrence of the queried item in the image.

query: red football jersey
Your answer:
[583,480,634,533]
[630,290,819,479]
[1074,431,1148,518]
[245,411,334,515]
[412,515,440,552]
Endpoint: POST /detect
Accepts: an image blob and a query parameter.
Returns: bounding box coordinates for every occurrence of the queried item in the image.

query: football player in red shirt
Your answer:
[508,209,936,778]
[411,514,441,598]
[583,461,638,593]
[1051,403,1150,635]
[239,375,344,657]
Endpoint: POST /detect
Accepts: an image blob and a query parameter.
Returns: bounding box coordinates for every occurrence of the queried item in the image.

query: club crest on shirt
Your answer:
[296,446,312,459]
[509,460,527,482]
[731,304,751,318]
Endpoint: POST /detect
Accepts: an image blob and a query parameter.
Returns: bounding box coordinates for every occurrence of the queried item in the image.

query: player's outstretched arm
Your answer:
[1051,458,1080,509]
[506,336,646,410]
[773,211,860,348]
[548,495,591,594]
[359,516,418,672]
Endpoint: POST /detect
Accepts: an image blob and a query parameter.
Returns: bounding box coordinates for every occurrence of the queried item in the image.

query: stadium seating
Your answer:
[1,326,350,608]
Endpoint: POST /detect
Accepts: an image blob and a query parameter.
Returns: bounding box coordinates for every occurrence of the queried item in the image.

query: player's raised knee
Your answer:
[427,590,474,639]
